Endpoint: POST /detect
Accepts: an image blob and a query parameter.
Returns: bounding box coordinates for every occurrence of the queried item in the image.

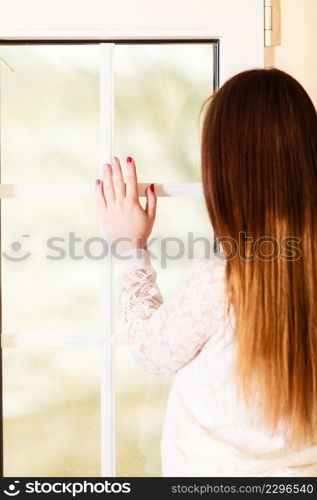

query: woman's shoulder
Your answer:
[180,255,228,324]
[180,255,226,292]
[187,254,226,276]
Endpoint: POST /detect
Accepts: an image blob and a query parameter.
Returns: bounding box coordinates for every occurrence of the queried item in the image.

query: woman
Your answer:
[96,68,317,476]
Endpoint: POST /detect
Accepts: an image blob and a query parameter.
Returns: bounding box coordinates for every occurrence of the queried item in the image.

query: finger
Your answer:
[95,178,107,213]
[102,163,115,204]
[145,183,157,221]
[125,156,138,201]
[112,156,125,200]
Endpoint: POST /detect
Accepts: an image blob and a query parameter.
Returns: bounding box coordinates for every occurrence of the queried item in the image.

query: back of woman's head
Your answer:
[201,68,317,446]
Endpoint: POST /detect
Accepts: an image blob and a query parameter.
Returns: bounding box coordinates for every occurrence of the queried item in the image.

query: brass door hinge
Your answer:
[264,0,281,47]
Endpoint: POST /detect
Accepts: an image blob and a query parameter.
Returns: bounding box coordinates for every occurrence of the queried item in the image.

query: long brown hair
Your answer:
[201,68,317,446]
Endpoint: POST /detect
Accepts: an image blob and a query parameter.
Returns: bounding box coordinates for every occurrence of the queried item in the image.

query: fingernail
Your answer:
[127,156,133,163]
[103,163,110,171]
[150,183,155,192]
[112,156,118,164]
[96,179,101,186]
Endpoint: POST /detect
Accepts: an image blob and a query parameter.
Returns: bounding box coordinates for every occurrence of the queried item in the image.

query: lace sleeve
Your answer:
[116,249,226,375]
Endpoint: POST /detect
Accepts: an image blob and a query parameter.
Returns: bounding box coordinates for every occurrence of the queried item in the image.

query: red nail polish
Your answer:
[127,156,133,163]
[96,179,101,185]
[150,183,154,192]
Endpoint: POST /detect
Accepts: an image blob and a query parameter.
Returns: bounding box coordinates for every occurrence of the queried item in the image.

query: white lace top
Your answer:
[117,249,317,477]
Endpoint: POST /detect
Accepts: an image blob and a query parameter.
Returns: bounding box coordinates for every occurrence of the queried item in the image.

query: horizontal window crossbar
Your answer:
[1,332,128,348]
[0,182,203,198]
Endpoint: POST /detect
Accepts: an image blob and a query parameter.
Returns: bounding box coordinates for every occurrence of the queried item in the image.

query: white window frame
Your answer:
[0,0,264,477]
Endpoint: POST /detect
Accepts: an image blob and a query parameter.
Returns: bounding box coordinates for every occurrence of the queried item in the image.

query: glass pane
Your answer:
[3,347,100,476]
[115,43,214,182]
[1,198,101,334]
[116,347,173,476]
[0,45,99,183]
[114,197,213,333]
[148,196,213,293]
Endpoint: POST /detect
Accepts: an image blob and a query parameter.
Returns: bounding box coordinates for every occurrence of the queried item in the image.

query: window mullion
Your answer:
[99,42,116,478]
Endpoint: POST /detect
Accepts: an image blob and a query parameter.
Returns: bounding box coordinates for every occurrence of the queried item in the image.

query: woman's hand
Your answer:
[95,156,157,254]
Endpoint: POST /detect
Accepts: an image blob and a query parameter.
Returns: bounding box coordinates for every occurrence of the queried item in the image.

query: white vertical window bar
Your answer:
[100,43,116,477]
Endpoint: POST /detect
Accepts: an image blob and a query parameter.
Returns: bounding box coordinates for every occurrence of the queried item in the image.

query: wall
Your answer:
[277,0,317,106]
